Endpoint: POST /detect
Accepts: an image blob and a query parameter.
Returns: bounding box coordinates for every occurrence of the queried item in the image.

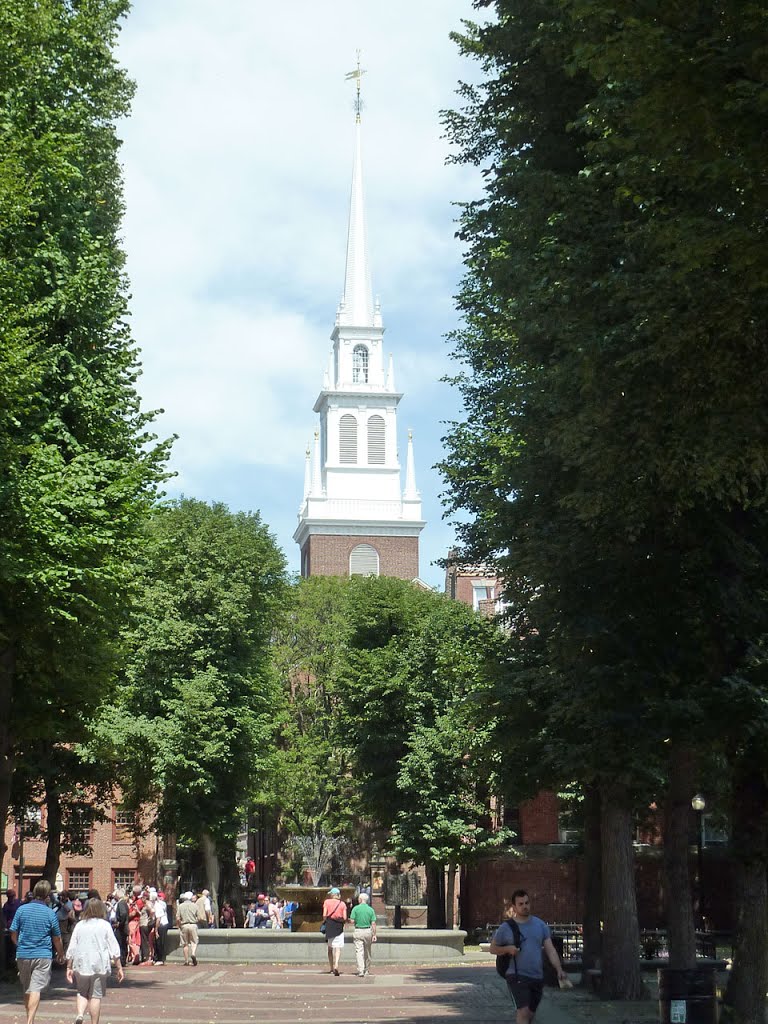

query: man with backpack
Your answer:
[489,889,568,1023]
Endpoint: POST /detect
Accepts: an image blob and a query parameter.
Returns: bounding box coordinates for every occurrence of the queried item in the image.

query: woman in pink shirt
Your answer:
[268,898,282,929]
[322,887,347,976]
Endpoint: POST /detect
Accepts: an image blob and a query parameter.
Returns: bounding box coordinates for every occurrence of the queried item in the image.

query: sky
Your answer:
[116,0,484,589]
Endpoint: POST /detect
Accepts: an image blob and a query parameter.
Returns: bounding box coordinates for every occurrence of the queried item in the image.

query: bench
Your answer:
[585,968,602,993]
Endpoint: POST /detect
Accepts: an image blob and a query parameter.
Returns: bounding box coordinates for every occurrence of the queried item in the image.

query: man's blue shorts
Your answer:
[506,974,544,1012]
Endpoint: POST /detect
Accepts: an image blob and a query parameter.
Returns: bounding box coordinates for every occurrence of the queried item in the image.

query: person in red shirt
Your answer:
[244,858,255,888]
[322,887,347,976]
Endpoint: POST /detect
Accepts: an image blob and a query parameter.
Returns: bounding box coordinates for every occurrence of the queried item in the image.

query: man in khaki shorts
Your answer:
[177,892,200,966]
[10,879,65,1024]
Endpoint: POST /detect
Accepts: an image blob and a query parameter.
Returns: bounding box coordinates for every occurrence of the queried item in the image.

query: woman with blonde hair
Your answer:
[66,898,124,1024]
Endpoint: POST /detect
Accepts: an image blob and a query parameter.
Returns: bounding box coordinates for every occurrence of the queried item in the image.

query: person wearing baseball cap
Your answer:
[176,893,199,966]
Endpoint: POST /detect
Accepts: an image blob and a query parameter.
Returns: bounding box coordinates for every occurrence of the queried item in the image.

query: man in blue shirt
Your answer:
[490,889,567,1023]
[10,879,65,1024]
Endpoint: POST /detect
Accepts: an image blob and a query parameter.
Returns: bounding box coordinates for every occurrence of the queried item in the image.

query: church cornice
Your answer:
[313,389,402,413]
[294,519,426,546]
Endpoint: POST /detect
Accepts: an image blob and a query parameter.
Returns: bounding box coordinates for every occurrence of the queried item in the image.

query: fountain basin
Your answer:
[275,884,356,932]
[165,926,467,963]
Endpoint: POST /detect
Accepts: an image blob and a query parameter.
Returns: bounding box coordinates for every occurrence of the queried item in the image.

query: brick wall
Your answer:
[463,848,734,931]
[303,534,419,580]
[519,792,560,844]
[2,810,166,899]
[463,853,583,928]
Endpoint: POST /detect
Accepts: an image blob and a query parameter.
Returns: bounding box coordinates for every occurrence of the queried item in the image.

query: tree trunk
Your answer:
[218,838,244,926]
[446,862,456,929]
[425,861,446,929]
[599,782,647,999]
[200,832,220,926]
[0,646,16,970]
[723,759,768,1024]
[42,776,62,887]
[663,744,697,969]
[580,782,602,983]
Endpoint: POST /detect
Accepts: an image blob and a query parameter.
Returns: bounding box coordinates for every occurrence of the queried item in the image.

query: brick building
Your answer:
[1,803,175,899]
[293,89,425,581]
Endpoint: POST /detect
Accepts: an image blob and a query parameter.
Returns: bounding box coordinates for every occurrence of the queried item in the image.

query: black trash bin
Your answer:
[658,965,717,1024]
[543,934,565,987]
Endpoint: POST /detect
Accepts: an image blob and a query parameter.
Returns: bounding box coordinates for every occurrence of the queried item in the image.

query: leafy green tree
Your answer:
[390,708,513,928]
[91,499,287,916]
[266,576,359,839]
[0,0,168,908]
[337,577,511,927]
[266,576,512,923]
[443,0,768,1002]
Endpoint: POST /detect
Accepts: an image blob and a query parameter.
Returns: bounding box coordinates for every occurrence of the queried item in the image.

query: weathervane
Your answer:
[344,50,366,122]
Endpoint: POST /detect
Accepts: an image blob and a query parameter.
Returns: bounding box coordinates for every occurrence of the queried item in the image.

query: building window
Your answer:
[113,806,135,842]
[17,806,42,837]
[349,544,379,577]
[472,582,495,611]
[339,414,357,464]
[352,345,369,384]
[63,807,94,851]
[502,804,521,841]
[113,869,137,892]
[67,869,91,894]
[367,415,385,465]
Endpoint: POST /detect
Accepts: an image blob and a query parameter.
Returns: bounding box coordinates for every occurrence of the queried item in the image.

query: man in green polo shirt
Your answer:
[350,893,377,977]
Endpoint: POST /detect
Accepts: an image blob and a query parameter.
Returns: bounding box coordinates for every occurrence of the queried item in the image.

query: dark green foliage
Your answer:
[91,498,287,848]
[442,0,768,1000]
[270,575,512,872]
[0,0,169,879]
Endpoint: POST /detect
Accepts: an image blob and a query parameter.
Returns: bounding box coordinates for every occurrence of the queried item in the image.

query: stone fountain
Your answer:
[275,884,356,932]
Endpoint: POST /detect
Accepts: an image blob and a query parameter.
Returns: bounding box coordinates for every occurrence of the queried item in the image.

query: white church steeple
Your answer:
[337,112,375,329]
[294,60,425,580]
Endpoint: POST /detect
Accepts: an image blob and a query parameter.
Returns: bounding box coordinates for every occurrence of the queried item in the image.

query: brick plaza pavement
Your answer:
[0,961,596,1024]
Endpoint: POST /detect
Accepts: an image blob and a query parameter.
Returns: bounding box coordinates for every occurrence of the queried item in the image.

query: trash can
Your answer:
[543,934,565,987]
[658,965,718,1024]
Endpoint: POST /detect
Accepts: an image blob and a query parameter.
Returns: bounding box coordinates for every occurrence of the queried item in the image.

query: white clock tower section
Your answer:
[294,75,424,579]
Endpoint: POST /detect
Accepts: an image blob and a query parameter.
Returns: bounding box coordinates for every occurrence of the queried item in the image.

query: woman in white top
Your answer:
[66,898,124,1024]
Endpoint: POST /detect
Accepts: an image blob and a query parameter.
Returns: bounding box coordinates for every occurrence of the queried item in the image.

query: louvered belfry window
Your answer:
[349,543,380,576]
[367,415,385,464]
[352,345,369,383]
[339,414,358,464]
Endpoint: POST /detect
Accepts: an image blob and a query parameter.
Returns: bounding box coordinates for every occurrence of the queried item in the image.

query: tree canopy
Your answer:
[90,498,287,901]
[0,0,168,880]
[442,0,768,1004]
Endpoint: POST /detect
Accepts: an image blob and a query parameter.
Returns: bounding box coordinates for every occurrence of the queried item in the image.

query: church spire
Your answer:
[338,55,375,328]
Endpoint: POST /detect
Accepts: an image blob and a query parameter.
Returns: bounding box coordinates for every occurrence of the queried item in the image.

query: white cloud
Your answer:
[117,0,483,585]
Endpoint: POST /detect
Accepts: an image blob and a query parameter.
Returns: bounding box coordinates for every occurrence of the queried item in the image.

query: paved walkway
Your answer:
[0,962,658,1024]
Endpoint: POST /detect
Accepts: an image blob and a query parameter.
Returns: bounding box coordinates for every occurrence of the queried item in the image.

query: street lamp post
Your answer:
[691,794,706,929]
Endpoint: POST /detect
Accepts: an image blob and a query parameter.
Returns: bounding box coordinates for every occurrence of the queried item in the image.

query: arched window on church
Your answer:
[349,543,379,577]
[367,415,385,465]
[352,345,369,384]
[339,414,357,464]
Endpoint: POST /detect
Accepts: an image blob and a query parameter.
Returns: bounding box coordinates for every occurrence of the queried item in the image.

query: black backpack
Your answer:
[496,918,523,978]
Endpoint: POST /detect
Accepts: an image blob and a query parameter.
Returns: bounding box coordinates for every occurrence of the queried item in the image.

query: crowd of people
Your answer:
[3,878,390,1024]
[243,893,297,929]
